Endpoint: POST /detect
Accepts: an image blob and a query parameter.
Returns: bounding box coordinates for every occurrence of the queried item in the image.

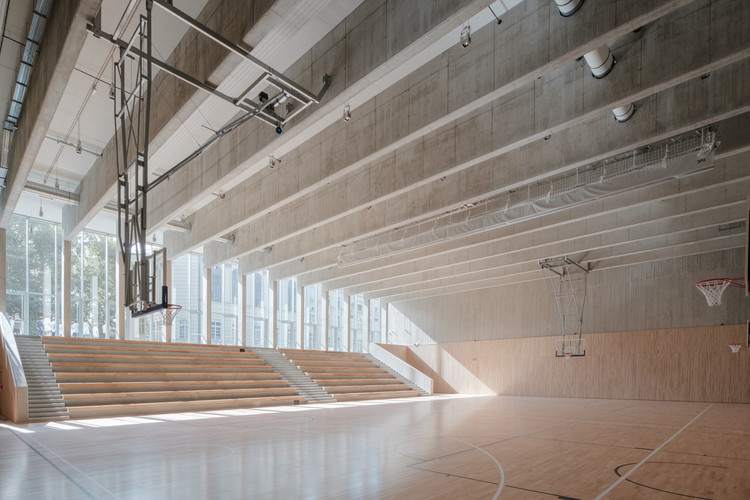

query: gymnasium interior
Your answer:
[1,0,749,498]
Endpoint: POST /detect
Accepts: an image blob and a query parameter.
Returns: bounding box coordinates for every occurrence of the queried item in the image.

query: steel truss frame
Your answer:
[88,0,331,192]
[96,0,330,316]
[540,255,589,357]
[113,9,152,314]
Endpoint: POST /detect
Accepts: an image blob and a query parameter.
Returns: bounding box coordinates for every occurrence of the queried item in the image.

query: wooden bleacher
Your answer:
[279,349,421,402]
[42,337,304,419]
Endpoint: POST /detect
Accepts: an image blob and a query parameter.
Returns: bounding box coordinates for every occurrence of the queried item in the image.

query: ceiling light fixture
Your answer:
[488,5,503,24]
[76,119,82,154]
[343,103,351,122]
[460,24,471,48]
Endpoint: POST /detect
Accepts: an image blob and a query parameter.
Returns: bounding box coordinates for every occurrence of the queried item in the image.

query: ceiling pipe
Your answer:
[556,2,635,123]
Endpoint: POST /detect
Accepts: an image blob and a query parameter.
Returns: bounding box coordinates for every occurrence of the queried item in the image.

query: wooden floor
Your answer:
[1,395,749,499]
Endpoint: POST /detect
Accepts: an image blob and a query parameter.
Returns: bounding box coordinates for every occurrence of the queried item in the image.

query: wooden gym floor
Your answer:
[1,395,749,499]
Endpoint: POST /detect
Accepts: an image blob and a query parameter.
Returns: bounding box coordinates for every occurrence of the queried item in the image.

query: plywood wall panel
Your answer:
[403,324,750,403]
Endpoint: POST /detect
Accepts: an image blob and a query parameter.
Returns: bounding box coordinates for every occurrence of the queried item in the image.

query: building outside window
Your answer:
[276,277,299,348]
[170,252,204,343]
[328,289,347,351]
[350,294,367,353]
[211,321,222,343]
[246,271,270,347]
[304,284,324,350]
[210,261,238,346]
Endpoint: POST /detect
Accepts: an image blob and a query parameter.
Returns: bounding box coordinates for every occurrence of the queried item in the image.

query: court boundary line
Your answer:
[594,403,713,499]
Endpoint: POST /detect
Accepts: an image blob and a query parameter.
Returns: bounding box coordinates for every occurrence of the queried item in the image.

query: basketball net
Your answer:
[694,278,743,306]
[159,304,182,326]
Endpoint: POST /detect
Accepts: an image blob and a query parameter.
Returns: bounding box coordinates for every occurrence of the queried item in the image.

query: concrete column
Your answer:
[298,285,305,349]
[271,280,278,348]
[364,299,370,352]
[165,259,172,343]
[204,267,211,344]
[0,228,6,313]
[384,302,389,345]
[323,290,329,351]
[239,274,247,346]
[61,240,71,337]
[344,295,352,352]
[117,249,125,340]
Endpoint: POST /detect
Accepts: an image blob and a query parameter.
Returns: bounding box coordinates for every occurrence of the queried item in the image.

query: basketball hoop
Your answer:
[159,304,182,326]
[564,352,572,360]
[729,344,743,354]
[694,277,744,306]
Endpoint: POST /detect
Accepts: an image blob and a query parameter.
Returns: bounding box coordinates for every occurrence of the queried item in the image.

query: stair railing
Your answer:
[1,314,29,423]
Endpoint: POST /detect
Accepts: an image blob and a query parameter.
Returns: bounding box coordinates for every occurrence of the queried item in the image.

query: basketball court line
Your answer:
[594,403,713,499]
[8,428,122,500]
[402,400,641,498]
[450,436,505,500]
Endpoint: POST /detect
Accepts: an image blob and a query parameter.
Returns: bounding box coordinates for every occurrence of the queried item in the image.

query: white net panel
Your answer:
[729,344,743,354]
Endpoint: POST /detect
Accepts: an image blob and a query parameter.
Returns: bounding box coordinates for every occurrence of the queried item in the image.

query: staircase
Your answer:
[281,349,422,402]
[253,348,335,403]
[14,336,69,422]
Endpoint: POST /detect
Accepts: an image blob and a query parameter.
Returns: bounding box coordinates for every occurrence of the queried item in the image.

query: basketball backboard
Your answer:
[129,248,168,317]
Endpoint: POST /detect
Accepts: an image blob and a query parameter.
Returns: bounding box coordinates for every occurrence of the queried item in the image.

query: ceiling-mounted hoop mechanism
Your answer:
[86,1,331,193]
[110,6,154,314]
[540,255,589,358]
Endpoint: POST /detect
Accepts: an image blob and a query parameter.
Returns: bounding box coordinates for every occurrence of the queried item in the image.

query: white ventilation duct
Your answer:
[583,46,615,79]
[612,104,636,123]
[555,0,584,17]
[556,2,635,123]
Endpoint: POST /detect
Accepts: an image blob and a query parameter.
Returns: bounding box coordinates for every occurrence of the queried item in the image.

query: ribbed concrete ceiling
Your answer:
[5,0,749,305]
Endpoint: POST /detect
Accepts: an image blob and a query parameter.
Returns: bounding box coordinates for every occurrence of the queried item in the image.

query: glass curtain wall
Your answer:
[72,232,118,339]
[245,271,270,347]
[170,252,204,343]
[327,290,347,352]
[276,277,299,349]
[350,294,367,352]
[369,298,384,344]
[303,284,324,350]
[210,261,239,346]
[6,215,62,336]
[5,215,119,337]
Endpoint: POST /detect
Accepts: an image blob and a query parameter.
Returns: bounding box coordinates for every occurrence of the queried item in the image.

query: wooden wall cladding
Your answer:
[396,324,750,402]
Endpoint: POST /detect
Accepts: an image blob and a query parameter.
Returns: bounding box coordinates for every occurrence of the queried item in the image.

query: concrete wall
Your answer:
[388,248,750,345]
[392,324,750,403]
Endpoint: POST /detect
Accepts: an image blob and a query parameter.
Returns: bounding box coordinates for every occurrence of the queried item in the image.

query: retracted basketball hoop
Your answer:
[159,304,182,326]
[694,277,744,306]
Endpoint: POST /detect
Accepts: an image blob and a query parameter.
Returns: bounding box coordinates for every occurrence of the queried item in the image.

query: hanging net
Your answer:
[694,278,743,306]
[159,304,182,326]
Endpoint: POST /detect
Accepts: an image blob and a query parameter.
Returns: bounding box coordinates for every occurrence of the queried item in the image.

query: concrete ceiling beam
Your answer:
[167,0,693,260]
[236,57,750,276]
[0,0,102,228]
